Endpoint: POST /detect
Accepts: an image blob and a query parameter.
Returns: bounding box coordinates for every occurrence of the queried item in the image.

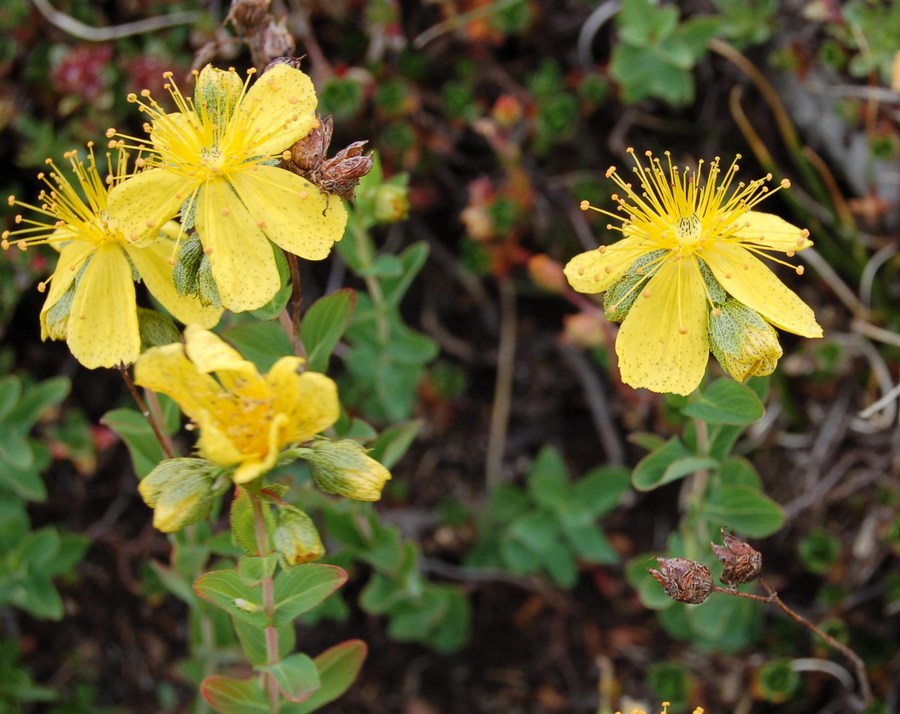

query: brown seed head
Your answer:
[649,557,713,604]
[712,528,762,585]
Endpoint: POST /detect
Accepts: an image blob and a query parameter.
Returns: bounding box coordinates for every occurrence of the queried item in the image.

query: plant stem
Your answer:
[350,214,390,344]
[251,493,281,712]
[712,581,873,706]
[286,253,307,360]
[485,278,516,491]
[118,366,174,459]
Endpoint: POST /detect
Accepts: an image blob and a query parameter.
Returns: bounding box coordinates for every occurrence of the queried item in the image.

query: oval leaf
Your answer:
[680,379,764,425]
[273,564,348,626]
[259,653,320,703]
[201,675,269,714]
[301,289,356,373]
[284,640,367,714]
[631,437,693,491]
[698,485,785,537]
[194,569,268,628]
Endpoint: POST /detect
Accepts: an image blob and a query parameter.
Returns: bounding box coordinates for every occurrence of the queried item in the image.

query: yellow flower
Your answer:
[133,325,339,484]
[108,63,347,312]
[2,144,221,369]
[565,149,822,395]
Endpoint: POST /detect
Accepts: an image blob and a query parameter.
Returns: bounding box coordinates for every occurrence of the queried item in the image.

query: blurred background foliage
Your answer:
[0,0,898,712]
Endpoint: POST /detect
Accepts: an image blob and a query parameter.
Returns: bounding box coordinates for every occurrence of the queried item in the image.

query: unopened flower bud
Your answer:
[273,507,325,565]
[303,438,392,501]
[372,184,409,223]
[649,557,713,604]
[561,312,606,348]
[138,458,229,533]
[712,528,762,585]
[527,254,567,294]
[708,299,782,382]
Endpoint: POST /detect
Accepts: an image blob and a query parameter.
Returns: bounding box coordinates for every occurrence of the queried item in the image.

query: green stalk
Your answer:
[251,493,281,712]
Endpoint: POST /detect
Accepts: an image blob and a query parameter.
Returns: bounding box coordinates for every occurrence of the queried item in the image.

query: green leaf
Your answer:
[368,420,422,470]
[201,675,269,713]
[718,457,761,488]
[273,564,348,626]
[681,379,764,425]
[233,617,296,666]
[238,555,279,586]
[499,537,544,574]
[259,653,320,702]
[631,437,694,491]
[707,423,744,461]
[427,586,471,653]
[4,376,70,430]
[507,509,559,554]
[0,376,22,420]
[541,539,577,587]
[0,428,34,471]
[14,576,63,620]
[18,528,61,570]
[526,446,570,511]
[221,322,293,374]
[284,640,367,714]
[572,466,631,517]
[193,569,268,627]
[359,254,403,278]
[697,485,785,537]
[562,523,618,564]
[0,441,49,502]
[102,408,167,479]
[151,562,196,605]
[300,289,356,373]
[44,532,89,576]
[382,242,430,309]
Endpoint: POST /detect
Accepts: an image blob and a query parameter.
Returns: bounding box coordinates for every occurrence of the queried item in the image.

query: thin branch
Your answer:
[118,366,174,460]
[31,0,200,41]
[485,279,517,491]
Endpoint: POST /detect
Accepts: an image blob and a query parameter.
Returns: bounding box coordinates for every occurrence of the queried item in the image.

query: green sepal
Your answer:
[603,249,666,321]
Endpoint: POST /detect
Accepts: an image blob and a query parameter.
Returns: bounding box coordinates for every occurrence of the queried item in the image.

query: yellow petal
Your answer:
[564,235,651,294]
[39,241,90,340]
[107,170,190,247]
[134,342,229,424]
[67,244,141,368]
[123,240,222,329]
[701,242,822,337]
[230,167,346,260]
[230,412,289,484]
[267,359,340,442]
[241,64,319,157]
[733,211,812,252]
[183,325,267,397]
[196,417,248,468]
[195,180,281,311]
[616,258,709,396]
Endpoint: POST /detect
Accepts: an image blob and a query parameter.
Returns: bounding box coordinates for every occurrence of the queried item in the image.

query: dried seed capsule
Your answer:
[649,557,713,604]
[712,528,762,585]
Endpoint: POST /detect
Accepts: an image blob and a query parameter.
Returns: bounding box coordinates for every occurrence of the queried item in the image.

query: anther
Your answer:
[38,281,46,292]
[796,266,804,275]
[580,200,590,211]
[679,326,687,335]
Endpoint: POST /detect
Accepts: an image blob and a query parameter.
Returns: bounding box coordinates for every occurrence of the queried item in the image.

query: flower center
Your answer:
[201,147,226,174]
[675,214,702,247]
